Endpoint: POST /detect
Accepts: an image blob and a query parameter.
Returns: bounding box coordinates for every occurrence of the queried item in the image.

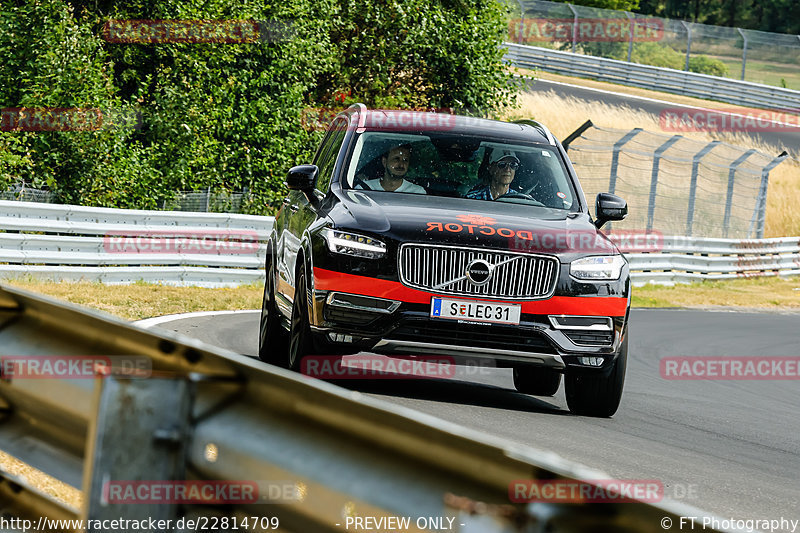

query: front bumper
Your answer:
[310,270,629,373]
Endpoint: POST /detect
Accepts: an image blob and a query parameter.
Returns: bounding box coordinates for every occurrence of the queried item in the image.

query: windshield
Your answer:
[344,132,577,210]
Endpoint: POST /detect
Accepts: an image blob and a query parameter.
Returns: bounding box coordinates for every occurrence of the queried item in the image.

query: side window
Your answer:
[315,118,347,193]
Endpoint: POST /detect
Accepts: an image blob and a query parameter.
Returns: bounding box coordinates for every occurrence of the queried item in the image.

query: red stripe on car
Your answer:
[313,267,627,316]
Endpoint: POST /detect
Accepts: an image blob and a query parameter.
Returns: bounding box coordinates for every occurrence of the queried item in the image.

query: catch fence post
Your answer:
[751,151,788,238]
[568,3,578,53]
[647,135,682,232]
[723,149,756,237]
[686,141,719,236]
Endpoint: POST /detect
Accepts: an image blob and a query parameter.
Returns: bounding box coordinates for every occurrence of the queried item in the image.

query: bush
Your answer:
[688,55,729,77]
[631,42,683,69]
[592,42,730,78]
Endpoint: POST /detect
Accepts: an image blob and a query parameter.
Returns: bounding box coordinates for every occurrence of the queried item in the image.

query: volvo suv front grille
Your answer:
[398,244,558,299]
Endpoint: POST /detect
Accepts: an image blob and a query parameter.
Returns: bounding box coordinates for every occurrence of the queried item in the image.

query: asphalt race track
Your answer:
[525,78,800,159]
[151,308,800,529]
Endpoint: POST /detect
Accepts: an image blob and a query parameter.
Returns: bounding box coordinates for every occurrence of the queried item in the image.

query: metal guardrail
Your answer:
[626,235,800,285]
[504,42,800,111]
[0,200,271,287]
[0,284,729,532]
[1,201,798,288]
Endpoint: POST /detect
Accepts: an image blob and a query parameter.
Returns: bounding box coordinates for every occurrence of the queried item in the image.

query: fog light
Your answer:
[326,292,401,314]
[549,316,612,331]
[328,333,354,343]
[578,356,604,366]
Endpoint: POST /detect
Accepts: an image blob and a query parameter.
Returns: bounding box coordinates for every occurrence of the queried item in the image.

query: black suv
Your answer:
[259,104,630,417]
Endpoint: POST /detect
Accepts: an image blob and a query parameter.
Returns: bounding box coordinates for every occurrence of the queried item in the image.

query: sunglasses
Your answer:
[495,161,519,170]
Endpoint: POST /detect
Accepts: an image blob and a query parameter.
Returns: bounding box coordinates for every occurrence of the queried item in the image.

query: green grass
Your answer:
[708,55,800,90]
[632,277,800,310]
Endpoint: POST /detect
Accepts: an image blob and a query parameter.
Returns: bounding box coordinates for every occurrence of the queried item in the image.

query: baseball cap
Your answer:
[489,149,520,165]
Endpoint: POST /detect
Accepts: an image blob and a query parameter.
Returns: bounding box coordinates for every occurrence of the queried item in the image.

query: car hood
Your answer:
[329,190,618,255]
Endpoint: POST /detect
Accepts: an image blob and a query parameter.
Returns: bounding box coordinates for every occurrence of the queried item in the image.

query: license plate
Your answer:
[430,297,521,325]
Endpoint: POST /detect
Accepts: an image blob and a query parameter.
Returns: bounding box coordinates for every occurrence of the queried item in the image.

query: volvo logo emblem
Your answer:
[466,259,493,285]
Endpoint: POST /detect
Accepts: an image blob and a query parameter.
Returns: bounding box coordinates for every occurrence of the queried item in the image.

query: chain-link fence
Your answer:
[566,123,788,238]
[0,182,53,203]
[506,0,800,90]
[1,183,249,213]
[161,189,250,213]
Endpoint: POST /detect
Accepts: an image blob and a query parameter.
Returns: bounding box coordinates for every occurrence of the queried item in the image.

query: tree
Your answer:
[1,0,518,212]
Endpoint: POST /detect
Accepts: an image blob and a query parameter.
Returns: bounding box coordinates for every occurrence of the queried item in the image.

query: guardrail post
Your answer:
[737,28,748,80]
[647,135,682,232]
[609,128,642,194]
[82,373,193,529]
[567,3,578,53]
[686,141,719,236]
[723,149,756,237]
[625,12,634,62]
[750,151,789,238]
[681,21,692,71]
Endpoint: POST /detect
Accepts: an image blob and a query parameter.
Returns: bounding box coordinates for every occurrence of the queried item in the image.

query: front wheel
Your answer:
[258,249,289,365]
[288,267,315,372]
[565,336,628,417]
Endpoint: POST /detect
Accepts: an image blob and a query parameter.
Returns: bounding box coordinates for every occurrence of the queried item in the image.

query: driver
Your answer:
[465,150,520,201]
[359,144,426,194]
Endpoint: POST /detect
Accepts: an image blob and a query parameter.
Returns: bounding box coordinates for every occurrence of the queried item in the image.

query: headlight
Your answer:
[570,255,626,280]
[322,229,386,259]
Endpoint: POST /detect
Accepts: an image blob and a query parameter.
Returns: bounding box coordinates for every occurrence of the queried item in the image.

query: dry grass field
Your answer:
[5,280,264,320]
[504,90,800,237]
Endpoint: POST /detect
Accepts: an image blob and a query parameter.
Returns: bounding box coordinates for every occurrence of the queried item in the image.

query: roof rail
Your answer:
[513,118,555,145]
[347,103,368,129]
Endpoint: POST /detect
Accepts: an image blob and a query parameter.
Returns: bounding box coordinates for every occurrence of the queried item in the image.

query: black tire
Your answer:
[258,246,289,365]
[565,336,628,417]
[287,266,315,372]
[512,367,561,396]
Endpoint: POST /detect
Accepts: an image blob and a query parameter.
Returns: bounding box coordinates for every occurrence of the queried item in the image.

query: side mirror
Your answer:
[286,165,318,192]
[594,192,627,229]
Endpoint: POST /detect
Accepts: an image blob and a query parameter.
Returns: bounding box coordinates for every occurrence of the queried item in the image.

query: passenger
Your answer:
[359,144,427,194]
[465,150,520,201]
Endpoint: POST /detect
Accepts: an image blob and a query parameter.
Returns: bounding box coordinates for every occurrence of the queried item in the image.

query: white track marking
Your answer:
[135,309,260,328]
